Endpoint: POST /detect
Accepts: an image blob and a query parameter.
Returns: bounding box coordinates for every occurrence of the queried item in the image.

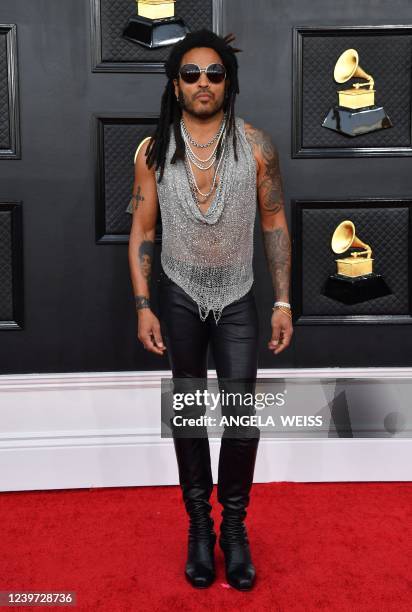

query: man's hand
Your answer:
[137,309,167,355]
[268,310,293,355]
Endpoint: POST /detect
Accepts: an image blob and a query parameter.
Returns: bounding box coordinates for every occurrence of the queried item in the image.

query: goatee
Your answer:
[177,91,225,120]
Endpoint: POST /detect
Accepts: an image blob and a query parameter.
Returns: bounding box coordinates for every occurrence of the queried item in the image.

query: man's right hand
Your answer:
[137,309,167,355]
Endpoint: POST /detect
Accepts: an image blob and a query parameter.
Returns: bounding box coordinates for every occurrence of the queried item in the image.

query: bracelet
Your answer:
[272,305,292,319]
[273,301,291,309]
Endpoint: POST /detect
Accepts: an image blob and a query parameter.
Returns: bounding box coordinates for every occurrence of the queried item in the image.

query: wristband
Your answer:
[273,301,291,309]
[135,296,150,310]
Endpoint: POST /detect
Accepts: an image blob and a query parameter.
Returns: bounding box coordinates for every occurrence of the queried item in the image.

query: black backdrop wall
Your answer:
[0,0,412,374]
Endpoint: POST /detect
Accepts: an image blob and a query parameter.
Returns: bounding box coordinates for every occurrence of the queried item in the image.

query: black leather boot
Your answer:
[172,433,217,588]
[217,433,260,591]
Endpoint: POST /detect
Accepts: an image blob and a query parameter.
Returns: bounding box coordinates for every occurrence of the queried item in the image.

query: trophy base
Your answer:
[322,273,391,305]
[322,105,393,136]
[122,15,189,49]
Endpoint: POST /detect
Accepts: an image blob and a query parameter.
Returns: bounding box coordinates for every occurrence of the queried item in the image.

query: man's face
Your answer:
[140,253,151,279]
[173,47,229,119]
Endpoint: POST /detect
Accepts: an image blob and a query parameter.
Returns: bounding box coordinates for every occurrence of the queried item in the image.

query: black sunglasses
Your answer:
[179,63,227,84]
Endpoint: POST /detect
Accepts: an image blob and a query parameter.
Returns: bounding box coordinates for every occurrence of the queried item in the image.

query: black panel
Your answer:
[293,26,412,157]
[91,0,223,72]
[292,200,412,324]
[0,202,23,330]
[94,114,161,244]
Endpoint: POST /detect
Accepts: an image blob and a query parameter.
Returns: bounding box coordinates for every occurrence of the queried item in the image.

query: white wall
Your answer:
[0,368,411,492]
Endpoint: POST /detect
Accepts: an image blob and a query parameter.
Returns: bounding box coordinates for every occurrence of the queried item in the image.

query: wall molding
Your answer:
[0,24,21,159]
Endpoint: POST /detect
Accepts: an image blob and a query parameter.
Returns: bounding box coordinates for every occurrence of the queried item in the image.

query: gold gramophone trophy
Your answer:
[322,48,393,136]
[123,0,189,49]
[322,220,391,304]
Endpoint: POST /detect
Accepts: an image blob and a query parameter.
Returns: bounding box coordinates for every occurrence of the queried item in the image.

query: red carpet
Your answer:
[1,483,411,611]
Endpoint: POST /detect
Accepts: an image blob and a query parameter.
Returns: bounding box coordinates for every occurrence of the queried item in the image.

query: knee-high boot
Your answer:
[172,431,217,588]
[217,432,260,590]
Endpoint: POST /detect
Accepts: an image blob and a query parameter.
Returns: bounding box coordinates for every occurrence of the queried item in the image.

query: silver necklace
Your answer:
[182,131,222,167]
[180,115,228,205]
[185,132,228,201]
[182,135,218,169]
[180,115,227,170]
[181,114,226,148]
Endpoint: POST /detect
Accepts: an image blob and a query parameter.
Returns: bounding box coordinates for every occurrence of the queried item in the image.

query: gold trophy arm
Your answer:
[350,239,372,258]
[352,63,374,90]
[353,75,375,91]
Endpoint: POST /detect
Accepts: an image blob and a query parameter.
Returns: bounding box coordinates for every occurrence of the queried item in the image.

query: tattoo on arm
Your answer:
[262,227,291,301]
[138,240,154,285]
[245,126,284,215]
[134,239,154,311]
[135,295,150,310]
[130,185,145,211]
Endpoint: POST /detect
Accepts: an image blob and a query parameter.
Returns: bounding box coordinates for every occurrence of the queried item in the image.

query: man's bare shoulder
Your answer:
[244,121,264,141]
[243,122,277,163]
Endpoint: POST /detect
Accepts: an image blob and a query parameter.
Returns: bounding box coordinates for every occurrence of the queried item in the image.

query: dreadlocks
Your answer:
[145,29,242,183]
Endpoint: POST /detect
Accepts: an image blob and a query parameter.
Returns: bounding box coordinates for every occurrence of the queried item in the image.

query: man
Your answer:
[126,29,293,591]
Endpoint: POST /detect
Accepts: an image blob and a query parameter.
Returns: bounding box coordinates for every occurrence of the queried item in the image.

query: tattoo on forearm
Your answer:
[245,126,284,215]
[135,295,150,310]
[262,227,291,300]
[130,185,145,211]
[138,240,154,285]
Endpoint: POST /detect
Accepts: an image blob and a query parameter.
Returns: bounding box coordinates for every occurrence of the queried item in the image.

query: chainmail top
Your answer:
[126,116,257,324]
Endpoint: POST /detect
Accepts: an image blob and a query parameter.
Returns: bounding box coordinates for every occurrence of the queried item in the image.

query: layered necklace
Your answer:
[181,113,228,204]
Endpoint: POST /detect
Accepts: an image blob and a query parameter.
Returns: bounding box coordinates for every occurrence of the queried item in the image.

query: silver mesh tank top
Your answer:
[158,115,257,324]
[128,116,257,324]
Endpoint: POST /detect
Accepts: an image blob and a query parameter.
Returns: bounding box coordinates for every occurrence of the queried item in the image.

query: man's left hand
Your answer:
[268,310,293,355]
